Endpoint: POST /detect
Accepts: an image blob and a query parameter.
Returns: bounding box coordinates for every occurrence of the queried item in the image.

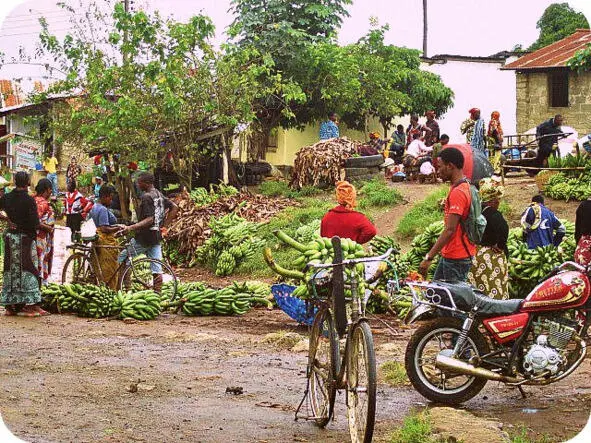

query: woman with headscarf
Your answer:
[460,108,480,144]
[488,111,504,150]
[406,114,431,146]
[467,178,510,300]
[424,111,440,147]
[0,172,47,316]
[320,181,377,244]
[34,178,55,285]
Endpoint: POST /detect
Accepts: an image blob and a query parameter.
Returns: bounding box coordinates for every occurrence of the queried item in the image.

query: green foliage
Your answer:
[508,426,553,443]
[396,187,448,238]
[569,43,591,72]
[528,3,589,51]
[381,361,409,387]
[389,411,434,443]
[76,172,93,188]
[258,181,324,198]
[358,178,403,209]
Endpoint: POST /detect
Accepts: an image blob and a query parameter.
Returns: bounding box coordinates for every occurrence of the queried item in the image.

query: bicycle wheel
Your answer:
[346,320,377,443]
[308,307,339,428]
[119,258,177,298]
[62,252,98,285]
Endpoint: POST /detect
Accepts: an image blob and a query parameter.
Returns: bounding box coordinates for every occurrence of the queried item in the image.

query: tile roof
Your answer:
[503,29,591,70]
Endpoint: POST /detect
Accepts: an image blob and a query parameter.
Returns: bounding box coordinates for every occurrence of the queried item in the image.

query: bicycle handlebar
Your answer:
[304,248,395,271]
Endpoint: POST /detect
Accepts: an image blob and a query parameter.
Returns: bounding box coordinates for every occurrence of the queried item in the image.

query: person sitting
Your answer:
[64,179,93,243]
[89,185,122,289]
[521,195,565,249]
[403,133,433,181]
[319,112,340,140]
[389,124,406,163]
[320,181,376,244]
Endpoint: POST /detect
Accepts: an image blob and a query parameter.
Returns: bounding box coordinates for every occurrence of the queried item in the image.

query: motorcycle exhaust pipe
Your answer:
[435,355,521,383]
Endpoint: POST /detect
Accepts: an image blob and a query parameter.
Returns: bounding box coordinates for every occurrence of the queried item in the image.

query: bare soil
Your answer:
[1,309,589,443]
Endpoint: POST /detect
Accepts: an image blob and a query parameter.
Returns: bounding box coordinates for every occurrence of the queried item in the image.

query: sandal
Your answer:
[4,307,18,316]
[17,310,41,317]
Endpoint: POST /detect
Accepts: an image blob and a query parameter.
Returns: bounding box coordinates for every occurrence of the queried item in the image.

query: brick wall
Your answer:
[516,70,591,135]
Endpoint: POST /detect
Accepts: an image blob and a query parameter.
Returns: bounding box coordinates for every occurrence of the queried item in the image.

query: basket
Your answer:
[534,170,559,193]
[271,283,317,326]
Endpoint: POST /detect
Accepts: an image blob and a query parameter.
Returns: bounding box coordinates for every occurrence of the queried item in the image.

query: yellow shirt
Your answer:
[43,157,58,174]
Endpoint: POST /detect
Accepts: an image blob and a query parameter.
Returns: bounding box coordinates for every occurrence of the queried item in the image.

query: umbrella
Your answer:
[441,144,494,184]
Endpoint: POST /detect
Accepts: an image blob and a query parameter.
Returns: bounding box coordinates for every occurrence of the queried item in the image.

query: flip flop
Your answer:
[3,309,18,316]
[37,309,50,316]
[17,311,41,317]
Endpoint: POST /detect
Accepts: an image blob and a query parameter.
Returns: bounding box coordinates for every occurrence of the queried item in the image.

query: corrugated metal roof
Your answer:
[503,29,591,70]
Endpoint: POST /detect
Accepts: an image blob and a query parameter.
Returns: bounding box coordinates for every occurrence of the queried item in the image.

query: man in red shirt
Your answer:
[321,181,377,244]
[419,148,475,282]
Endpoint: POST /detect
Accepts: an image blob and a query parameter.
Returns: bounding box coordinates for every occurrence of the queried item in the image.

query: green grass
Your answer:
[381,361,409,386]
[389,410,435,443]
[396,187,448,238]
[358,178,404,210]
[508,426,553,443]
[257,181,323,199]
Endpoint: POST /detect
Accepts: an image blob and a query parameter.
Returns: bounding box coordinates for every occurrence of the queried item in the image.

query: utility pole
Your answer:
[124,0,129,12]
[422,0,428,57]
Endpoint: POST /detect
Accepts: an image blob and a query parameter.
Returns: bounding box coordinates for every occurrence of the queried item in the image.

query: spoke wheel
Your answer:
[308,307,339,428]
[119,258,177,298]
[62,252,98,285]
[346,321,376,443]
[405,317,489,405]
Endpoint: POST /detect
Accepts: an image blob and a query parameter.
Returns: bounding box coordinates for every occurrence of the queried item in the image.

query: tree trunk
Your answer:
[423,0,428,57]
[382,121,389,139]
[222,133,240,187]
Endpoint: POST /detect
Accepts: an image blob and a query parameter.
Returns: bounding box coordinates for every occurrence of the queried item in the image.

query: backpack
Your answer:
[449,179,487,247]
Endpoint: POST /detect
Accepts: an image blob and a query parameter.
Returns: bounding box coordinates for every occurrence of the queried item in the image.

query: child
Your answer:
[64,180,93,242]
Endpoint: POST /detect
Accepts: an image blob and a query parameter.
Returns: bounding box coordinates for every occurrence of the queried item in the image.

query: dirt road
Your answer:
[1,309,589,442]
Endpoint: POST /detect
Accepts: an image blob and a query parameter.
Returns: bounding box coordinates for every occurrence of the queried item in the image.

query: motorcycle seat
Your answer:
[437,282,522,316]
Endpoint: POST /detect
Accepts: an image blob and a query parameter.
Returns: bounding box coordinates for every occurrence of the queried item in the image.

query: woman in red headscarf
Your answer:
[320,181,377,244]
[488,111,504,149]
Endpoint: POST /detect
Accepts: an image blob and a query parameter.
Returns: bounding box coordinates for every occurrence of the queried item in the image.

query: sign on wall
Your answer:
[12,138,42,170]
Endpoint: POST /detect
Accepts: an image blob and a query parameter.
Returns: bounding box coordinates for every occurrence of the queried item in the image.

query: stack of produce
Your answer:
[166,190,294,266]
[41,283,161,320]
[195,213,262,276]
[400,221,444,279]
[547,153,591,169]
[190,183,239,207]
[294,219,321,244]
[290,138,362,189]
[545,173,591,201]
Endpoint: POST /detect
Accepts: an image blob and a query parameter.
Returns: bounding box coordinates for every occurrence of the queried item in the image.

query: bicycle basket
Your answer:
[271,284,317,326]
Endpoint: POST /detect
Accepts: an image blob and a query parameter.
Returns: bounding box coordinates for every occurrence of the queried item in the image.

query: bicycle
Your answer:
[61,234,178,300]
[296,236,398,443]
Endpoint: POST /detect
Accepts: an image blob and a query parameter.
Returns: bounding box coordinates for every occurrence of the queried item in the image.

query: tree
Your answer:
[227,0,352,157]
[528,3,589,51]
[30,2,270,216]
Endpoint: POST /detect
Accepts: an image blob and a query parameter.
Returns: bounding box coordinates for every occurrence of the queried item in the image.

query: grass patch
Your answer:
[396,186,448,238]
[358,178,404,209]
[381,361,409,386]
[389,410,435,443]
[508,426,553,443]
[258,181,324,199]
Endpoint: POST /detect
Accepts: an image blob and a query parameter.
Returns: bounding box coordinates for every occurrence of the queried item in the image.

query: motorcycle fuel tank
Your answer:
[521,271,590,312]
[483,312,529,344]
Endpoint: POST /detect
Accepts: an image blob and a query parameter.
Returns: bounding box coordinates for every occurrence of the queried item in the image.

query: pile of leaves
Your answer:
[290,138,361,188]
[165,190,294,266]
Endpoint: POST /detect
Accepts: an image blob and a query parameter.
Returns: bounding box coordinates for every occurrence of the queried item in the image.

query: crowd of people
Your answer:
[0,170,178,317]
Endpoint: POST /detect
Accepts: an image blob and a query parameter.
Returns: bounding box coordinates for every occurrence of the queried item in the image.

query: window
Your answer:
[548,70,569,108]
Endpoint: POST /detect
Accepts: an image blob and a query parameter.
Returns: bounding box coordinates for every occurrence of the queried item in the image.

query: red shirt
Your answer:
[441,182,476,259]
[320,206,377,244]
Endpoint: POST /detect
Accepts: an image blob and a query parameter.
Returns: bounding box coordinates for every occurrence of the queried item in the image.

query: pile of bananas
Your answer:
[547,153,591,169]
[41,283,116,318]
[294,219,321,244]
[190,184,238,207]
[112,290,162,320]
[401,220,444,278]
[368,235,409,281]
[196,213,262,276]
[180,284,272,316]
[369,235,400,255]
[545,173,591,201]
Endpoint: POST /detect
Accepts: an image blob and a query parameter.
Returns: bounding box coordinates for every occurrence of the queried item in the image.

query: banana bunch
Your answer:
[181,287,251,316]
[56,284,87,313]
[215,250,237,276]
[509,245,561,282]
[369,235,400,256]
[401,220,444,273]
[41,283,116,318]
[546,177,591,201]
[226,281,273,307]
[113,290,161,320]
[294,219,321,244]
[41,283,63,313]
[547,153,591,169]
[76,285,116,318]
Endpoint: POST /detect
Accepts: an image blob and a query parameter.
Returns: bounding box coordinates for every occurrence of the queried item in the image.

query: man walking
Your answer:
[521,195,565,249]
[419,147,475,282]
[118,172,178,291]
[319,112,340,140]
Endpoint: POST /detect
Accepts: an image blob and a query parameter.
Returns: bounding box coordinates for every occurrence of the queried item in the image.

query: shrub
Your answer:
[258,180,291,197]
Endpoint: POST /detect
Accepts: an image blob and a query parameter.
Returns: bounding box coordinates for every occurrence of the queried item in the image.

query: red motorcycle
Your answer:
[404,262,590,404]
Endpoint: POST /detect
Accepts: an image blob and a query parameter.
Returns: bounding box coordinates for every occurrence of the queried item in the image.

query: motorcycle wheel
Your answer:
[405,317,490,405]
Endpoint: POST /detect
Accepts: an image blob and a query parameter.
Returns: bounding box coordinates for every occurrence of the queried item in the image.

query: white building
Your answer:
[421,52,520,144]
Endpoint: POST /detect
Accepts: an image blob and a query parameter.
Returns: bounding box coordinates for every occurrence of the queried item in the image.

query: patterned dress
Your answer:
[35,196,55,283]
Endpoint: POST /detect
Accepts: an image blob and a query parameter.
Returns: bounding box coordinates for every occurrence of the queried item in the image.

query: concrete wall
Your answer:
[516,71,591,135]
[421,58,517,144]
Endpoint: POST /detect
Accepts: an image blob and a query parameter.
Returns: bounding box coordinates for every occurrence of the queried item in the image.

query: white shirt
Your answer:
[406,139,431,158]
